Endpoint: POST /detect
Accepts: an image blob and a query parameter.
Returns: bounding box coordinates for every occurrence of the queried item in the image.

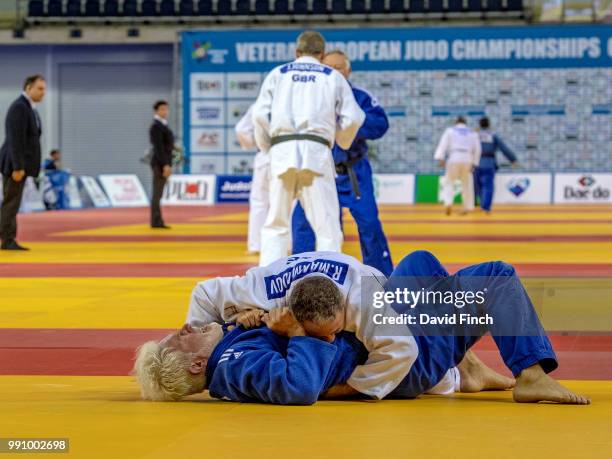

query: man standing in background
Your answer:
[0,75,46,251]
[235,104,270,255]
[291,50,393,277]
[475,117,519,214]
[434,116,481,216]
[149,100,174,229]
[252,31,365,266]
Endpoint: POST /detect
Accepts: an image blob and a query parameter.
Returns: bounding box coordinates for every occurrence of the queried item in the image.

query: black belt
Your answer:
[336,158,361,200]
[270,134,331,149]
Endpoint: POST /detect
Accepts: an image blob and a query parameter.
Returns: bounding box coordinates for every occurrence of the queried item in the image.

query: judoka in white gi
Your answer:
[187,251,460,399]
[434,116,482,216]
[235,105,270,254]
[252,31,365,267]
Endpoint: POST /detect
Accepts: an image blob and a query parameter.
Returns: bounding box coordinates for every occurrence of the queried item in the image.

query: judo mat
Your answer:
[1,204,611,458]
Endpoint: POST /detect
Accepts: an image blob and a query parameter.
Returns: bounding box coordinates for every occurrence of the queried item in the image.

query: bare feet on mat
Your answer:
[513,364,591,404]
[458,350,516,392]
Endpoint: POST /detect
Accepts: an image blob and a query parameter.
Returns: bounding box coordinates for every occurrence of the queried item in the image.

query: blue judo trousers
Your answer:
[474,130,517,212]
[387,251,557,398]
[292,85,393,276]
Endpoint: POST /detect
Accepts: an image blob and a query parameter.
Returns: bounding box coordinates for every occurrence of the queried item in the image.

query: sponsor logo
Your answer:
[164,179,210,201]
[196,80,222,92]
[196,106,221,121]
[192,41,228,64]
[264,259,349,300]
[221,180,251,192]
[229,80,259,91]
[197,132,219,147]
[564,175,610,200]
[507,177,530,197]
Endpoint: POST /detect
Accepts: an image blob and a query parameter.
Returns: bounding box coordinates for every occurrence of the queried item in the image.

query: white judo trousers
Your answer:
[247,152,270,252]
[441,162,475,210]
[252,56,365,267]
[434,123,481,211]
[234,106,270,253]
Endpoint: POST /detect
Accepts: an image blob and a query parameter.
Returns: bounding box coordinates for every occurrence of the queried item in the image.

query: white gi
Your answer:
[252,56,365,267]
[187,251,458,399]
[434,123,482,211]
[235,105,270,253]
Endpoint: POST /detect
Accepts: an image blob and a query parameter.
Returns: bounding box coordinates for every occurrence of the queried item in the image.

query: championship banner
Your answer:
[98,174,149,207]
[554,173,612,203]
[216,175,252,203]
[493,173,552,204]
[373,174,415,204]
[182,25,612,176]
[161,174,216,205]
[80,176,111,208]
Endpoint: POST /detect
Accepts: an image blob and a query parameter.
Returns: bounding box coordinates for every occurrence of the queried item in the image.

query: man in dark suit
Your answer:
[149,100,174,229]
[0,75,46,250]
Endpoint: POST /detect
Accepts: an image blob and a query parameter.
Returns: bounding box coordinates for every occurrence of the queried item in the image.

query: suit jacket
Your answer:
[149,119,174,168]
[0,95,42,177]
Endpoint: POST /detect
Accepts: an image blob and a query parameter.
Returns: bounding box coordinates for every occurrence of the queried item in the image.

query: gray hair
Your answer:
[325,49,351,71]
[288,276,344,323]
[296,30,325,57]
[133,341,204,401]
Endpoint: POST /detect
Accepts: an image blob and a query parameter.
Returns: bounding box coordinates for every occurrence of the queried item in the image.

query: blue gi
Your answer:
[206,327,367,405]
[386,250,557,398]
[475,130,518,212]
[291,85,393,277]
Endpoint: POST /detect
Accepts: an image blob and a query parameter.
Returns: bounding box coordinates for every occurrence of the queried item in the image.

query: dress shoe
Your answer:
[1,240,29,251]
[151,224,171,229]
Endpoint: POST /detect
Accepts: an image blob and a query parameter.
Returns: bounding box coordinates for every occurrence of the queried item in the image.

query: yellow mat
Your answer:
[0,376,609,459]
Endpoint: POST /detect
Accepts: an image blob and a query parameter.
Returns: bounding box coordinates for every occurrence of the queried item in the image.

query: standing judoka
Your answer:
[475,117,519,214]
[235,105,270,254]
[434,117,481,216]
[252,31,365,267]
[291,50,393,277]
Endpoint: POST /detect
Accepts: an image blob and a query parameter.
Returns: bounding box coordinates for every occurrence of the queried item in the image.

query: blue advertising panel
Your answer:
[182,25,612,174]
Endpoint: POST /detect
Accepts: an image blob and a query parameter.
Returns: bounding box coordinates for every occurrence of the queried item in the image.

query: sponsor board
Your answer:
[373,174,415,204]
[66,176,84,209]
[554,173,612,203]
[415,175,462,204]
[162,174,216,206]
[227,73,262,98]
[19,177,45,212]
[190,73,225,99]
[494,173,552,204]
[190,155,225,174]
[190,100,225,125]
[98,174,149,207]
[216,175,252,203]
[190,127,225,153]
[80,176,111,208]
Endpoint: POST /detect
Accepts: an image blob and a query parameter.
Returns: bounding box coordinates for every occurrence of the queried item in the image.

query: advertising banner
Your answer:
[161,174,216,205]
[98,174,149,207]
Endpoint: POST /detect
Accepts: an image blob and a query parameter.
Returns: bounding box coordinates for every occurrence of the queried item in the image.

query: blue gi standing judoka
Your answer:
[292,82,393,276]
[474,117,519,213]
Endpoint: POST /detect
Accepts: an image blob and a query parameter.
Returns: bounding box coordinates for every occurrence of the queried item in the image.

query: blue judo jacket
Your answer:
[206,326,368,405]
[478,129,517,170]
[333,85,389,174]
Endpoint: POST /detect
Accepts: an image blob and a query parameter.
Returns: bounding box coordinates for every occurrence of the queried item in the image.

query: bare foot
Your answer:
[513,365,591,404]
[445,206,452,216]
[458,350,516,392]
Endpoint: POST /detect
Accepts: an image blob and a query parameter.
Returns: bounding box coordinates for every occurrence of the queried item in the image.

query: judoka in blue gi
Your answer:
[291,50,393,276]
[134,251,590,405]
[475,117,519,213]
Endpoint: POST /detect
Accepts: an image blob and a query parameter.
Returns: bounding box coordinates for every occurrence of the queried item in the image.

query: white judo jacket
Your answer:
[187,251,417,400]
[434,123,482,165]
[252,56,365,177]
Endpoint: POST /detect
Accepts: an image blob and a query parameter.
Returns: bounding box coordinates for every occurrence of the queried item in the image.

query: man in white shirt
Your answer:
[252,31,365,266]
[235,105,270,255]
[434,116,481,216]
